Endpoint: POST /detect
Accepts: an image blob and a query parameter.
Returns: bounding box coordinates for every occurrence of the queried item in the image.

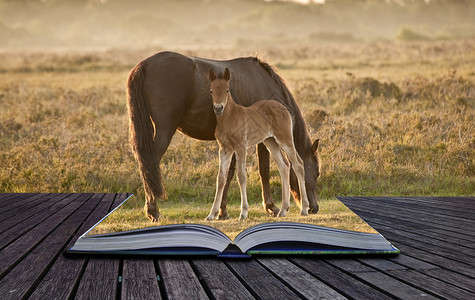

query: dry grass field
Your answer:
[1,38,474,230]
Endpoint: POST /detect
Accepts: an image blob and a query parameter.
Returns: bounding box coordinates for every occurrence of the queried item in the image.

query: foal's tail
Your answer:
[126,63,164,201]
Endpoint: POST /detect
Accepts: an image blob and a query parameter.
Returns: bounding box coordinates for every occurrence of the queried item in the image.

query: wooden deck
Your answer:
[0,194,473,299]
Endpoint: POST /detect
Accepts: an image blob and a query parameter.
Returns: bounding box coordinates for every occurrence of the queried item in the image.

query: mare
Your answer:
[207,68,309,220]
[126,51,320,222]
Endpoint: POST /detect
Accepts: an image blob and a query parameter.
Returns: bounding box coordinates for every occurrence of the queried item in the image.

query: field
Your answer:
[1,39,474,230]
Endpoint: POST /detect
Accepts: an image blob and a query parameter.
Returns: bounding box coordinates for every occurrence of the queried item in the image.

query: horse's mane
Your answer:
[251,56,310,151]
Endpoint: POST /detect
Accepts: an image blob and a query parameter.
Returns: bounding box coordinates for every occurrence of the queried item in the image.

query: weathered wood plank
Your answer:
[423,268,475,292]
[258,257,347,300]
[227,259,314,299]
[341,199,475,248]
[354,271,438,299]
[350,211,475,266]
[74,193,122,300]
[192,258,254,300]
[0,193,78,250]
[324,257,437,298]
[387,254,438,270]
[347,205,475,249]
[0,193,89,277]
[158,259,209,300]
[121,258,161,300]
[0,193,44,214]
[75,258,120,300]
[291,258,393,300]
[387,269,475,299]
[366,196,475,219]
[0,193,96,300]
[339,197,475,237]
[393,243,475,278]
[28,193,121,300]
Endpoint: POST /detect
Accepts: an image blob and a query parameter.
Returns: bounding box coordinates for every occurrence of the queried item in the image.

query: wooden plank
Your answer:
[74,193,122,300]
[387,254,438,270]
[0,193,16,202]
[226,259,301,299]
[388,269,475,299]
[28,194,120,300]
[0,193,40,214]
[121,259,161,300]
[423,268,475,292]
[342,200,475,246]
[0,193,88,277]
[348,206,475,249]
[393,243,475,278]
[258,257,347,299]
[367,196,475,219]
[352,212,475,266]
[354,271,438,299]
[0,193,96,299]
[323,258,437,298]
[158,259,209,299]
[0,193,78,250]
[0,193,57,228]
[75,258,120,300]
[192,258,255,300]
[340,197,475,237]
[291,258,393,300]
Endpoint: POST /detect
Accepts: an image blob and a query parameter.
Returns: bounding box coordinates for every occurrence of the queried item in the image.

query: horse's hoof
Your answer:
[308,205,319,214]
[146,210,160,222]
[266,204,280,217]
[218,211,230,220]
[300,210,309,216]
[277,210,287,217]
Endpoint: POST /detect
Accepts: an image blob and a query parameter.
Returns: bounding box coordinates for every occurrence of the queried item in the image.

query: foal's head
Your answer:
[208,68,231,116]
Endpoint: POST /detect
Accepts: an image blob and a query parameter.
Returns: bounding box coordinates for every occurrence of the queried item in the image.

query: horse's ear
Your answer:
[224,68,231,81]
[208,68,216,81]
[311,139,319,154]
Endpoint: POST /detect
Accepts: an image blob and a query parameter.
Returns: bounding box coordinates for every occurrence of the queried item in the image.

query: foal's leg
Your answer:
[263,138,291,217]
[257,143,280,216]
[235,151,249,220]
[219,154,236,220]
[206,148,233,221]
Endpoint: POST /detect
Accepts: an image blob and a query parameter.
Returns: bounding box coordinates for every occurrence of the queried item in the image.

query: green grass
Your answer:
[89,196,377,240]
[0,40,474,228]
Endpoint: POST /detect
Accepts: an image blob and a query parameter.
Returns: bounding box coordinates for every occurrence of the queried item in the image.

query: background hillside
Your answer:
[0,0,473,205]
[1,0,474,49]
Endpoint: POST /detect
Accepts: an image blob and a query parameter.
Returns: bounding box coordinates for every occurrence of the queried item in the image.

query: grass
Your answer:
[89,197,377,240]
[0,40,474,231]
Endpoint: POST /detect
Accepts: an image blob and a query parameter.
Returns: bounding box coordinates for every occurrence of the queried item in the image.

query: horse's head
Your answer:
[208,68,231,116]
[292,138,321,213]
[305,138,321,213]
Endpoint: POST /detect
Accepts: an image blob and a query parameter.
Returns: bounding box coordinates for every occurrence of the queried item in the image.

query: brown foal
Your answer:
[206,68,309,220]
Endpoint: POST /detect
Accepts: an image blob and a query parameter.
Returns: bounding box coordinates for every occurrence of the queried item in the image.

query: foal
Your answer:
[206,68,309,220]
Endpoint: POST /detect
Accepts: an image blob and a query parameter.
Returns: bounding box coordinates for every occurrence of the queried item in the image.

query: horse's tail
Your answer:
[126,63,164,201]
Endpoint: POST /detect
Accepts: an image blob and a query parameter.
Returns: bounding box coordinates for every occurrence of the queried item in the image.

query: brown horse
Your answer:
[126,51,320,222]
[207,68,309,220]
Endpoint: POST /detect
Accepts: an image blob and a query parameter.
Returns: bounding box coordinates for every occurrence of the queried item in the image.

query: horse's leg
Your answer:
[257,143,280,216]
[263,138,291,217]
[280,142,309,216]
[207,148,233,221]
[235,150,249,220]
[142,124,177,222]
[219,154,236,220]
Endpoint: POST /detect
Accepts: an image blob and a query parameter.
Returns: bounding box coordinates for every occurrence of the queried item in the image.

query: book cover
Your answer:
[68,195,400,257]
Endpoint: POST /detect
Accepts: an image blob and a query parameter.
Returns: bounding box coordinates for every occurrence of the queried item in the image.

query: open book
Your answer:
[68,195,399,257]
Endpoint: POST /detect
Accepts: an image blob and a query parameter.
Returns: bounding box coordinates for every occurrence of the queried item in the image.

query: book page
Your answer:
[87,195,377,241]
